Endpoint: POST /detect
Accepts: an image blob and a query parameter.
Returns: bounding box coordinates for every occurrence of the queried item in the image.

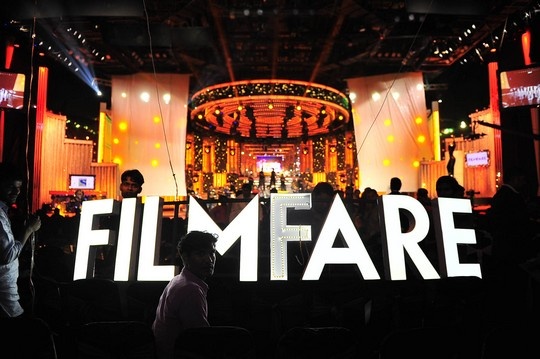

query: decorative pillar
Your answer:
[522,29,540,195]
[431,101,441,161]
[33,67,48,212]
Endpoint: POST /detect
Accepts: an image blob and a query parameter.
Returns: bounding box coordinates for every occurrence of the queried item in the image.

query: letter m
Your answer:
[187,195,259,281]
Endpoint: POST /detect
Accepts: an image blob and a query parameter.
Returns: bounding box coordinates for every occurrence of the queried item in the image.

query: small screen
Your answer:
[0,72,26,109]
[256,155,283,173]
[465,151,489,167]
[499,66,540,109]
[69,174,96,190]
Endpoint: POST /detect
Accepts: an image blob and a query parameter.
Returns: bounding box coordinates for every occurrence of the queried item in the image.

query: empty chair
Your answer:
[378,326,467,359]
[275,326,358,359]
[0,316,58,359]
[480,324,540,359]
[174,326,254,359]
[59,278,124,327]
[76,321,156,359]
[125,281,168,325]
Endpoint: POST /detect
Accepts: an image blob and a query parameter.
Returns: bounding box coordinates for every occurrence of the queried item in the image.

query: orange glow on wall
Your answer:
[111,73,189,198]
[522,29,532,66]
[5,43,14,70]
[349,72,432,192]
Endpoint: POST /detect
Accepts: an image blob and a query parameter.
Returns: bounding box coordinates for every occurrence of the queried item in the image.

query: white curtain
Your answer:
[347,72,434,193]
[111,73,189,198]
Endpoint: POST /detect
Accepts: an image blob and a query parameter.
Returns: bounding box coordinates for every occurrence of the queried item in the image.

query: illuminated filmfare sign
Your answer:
[73,194,482,281]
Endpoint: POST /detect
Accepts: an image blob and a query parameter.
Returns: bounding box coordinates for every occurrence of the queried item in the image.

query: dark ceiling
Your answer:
[3,0,539,98]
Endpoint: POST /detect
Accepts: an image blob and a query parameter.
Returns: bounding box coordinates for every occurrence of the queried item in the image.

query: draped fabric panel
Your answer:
[111,74,189,199]
[347,72,433,193]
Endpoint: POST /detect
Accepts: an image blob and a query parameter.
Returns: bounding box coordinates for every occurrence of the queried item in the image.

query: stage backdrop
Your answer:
[111,73,189,199]
[347,72,434,193]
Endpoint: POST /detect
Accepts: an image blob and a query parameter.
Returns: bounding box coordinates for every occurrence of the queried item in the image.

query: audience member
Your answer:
[229,182,257,223]
[484,167,540,323]
[389,176,409,231]
[357,187,380,241]
[153,231,218,359]
[357,187,385,273]
[389,177,403,194]
[435,175,465,198]
[120,169,145,199]
[0,162,41,317]
[486,167,539,267]
[416,187,431,211]
[208,194,229,229]
[343,185,358,218]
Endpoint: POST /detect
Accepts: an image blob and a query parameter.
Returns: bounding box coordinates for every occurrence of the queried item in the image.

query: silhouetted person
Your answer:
[270,168,277,187]
[446,139,456,176]
[435,175,465,198]
[487,167,539,267]
[258,169,265,189]
[208,194,229,230]
[416,188,431,211]
[389,177,403,194]
[0,162,41,317]
[389,177,409,232]
[484,167,540,323]
[153,231,217,359]
[229,182,257,223]
[280,173,286,191]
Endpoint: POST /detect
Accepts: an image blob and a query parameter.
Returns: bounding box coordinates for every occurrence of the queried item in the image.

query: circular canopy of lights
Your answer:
[190,79,351,141]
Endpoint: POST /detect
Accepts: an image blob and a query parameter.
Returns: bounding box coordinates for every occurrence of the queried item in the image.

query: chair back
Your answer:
[174,326,254,359]
[378,326,464,359]
[0,316,58,359]
[76,321,156,359]
[59,278,124,327]
[275,326,358,359]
